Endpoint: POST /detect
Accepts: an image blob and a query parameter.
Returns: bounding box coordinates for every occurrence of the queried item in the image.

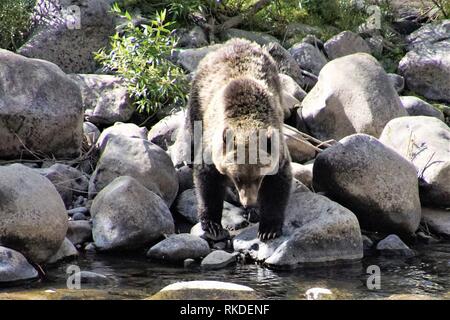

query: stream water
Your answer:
[1,242,449,300]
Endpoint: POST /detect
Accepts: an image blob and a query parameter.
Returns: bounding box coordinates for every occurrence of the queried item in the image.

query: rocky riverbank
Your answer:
[1,0,450,299]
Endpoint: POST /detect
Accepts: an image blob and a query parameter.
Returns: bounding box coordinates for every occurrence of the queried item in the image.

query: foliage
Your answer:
[430,0,450,19]
[95,4,188,116]
[0,0,35,50]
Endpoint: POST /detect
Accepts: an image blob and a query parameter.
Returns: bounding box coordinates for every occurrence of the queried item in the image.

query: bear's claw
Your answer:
[202,220,228,240]
[257,226,282,241]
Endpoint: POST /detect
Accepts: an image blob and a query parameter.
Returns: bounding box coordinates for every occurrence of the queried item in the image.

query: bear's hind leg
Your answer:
[194,164,227,238]
[257,163,292,241]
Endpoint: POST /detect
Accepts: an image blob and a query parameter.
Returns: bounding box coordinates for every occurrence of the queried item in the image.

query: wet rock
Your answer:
[362,235,374,251]
[305,288,333,300]
[291,162,313,188]
[376,234,415,257]
[421,208,450,237]
[324,31,372,60]
[201,250,237,270]
[233,190,363,268]
[289,42,328,75]
[36,164,89,208]
[91,176,174,251]
[301,53,406,141]
[313,134,421,235]
[69,74,133,126]
[380,116,450,207]
[147,234,210,263]
[0,164,68,263]
[89,135,178,206]
[47,238,78,264]
[0,49,83,159]
[67,221,92,246]
[18,0,115,73]
[96,122,148,153]
[221,28,279,46]
[147,111,184,150]
[388,73,405,93]
[0,247,38,283]
[400,96,445,120]
[149,281,256,300]
[74,271,111,286]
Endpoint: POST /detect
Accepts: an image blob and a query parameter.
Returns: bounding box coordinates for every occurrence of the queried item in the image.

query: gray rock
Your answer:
[0,49,83,159]
[421,207,450,237]
[148,111,185,150]
[47,238,78,264]
[280,91,300,119]
[36,164,89,208]
[400,96,445,120]
[376,234,415,257]
[289,42,328,75]
[380,116,450,207]
[18,0,115,73]
[302,53,407,141]
[69,74,133,126]
[399,41,450,103]
[176,189,248,230]
[283,124,317,163]
[362,235,374,251]
[233,190,363,267]
[149,280,256,300]
[406,20,450,51]
[147,234,210,263]
[365,35,384,56]
[68,207,89,217]
[388,73,405,93]
[83,122,101,147]
[0,164,68,263]
[313,134,421,235]
[291,162,313,188]
[220,28,279,46]
[279,73,307,102]
[0,247,38,283]
[324,31,372,60]
[191,223,230,242]
[177,44,222,72]
[91,176,174,251]
[201,250,236,269]
[176,166,194,194]
[89,135,178,206]
[175,26,209,48]
[67,221,92,246]
[73,212,88,221]
[264,42,317,90]
[96,122,148,153]
[183,258,196,268]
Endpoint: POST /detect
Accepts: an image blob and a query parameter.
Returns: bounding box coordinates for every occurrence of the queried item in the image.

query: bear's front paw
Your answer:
[201,220,229,240]
[257,224,282,241]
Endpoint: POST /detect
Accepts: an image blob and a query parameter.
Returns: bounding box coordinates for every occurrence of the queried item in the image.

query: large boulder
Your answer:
[0,49,83,159]
[91,176,174,251]
[96,122,148,153]
[0,247,38,283]
[0,164,68,263]
[400,96,445,120]
[233,190,363,268]
[399,42,450,103]
[89,135,178,206]
[149,281,256,300]
[147,111,185,150]
[301,53,407,141]
[220,29,279,46]
[69,74,133,126]
[313,134,421,235]
[289,42,328,75]
[18,0,115,73]
[324,31,372,60]
[380,116,450,207]
[146,234,210,263]
[405,20,450,51]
